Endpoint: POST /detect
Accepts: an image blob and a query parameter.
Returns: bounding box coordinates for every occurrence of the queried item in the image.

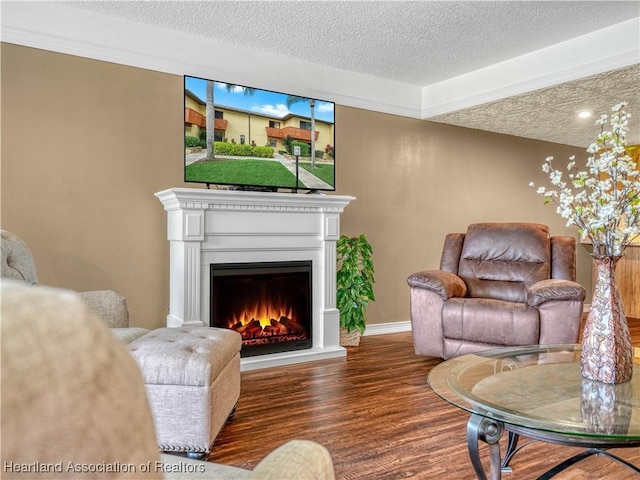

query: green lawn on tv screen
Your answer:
[299,162,335,186]
[185,159,298,188]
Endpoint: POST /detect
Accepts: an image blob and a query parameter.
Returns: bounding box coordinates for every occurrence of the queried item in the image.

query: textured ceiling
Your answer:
[64,1,640,147]
[430,65,640,147]
[65,0,638,86]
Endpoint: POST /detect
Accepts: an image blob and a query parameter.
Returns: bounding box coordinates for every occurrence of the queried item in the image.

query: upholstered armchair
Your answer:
[407,223,586,359]
[2,278,335,479]
[1,229,148,343]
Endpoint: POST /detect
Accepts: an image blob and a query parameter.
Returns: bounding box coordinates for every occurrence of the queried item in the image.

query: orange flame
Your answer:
[227,295,295,328]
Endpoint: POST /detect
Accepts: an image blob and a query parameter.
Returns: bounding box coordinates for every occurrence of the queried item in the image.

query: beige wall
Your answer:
[333,107,592,326]
[1,43,189,330]
[1,43,592,331]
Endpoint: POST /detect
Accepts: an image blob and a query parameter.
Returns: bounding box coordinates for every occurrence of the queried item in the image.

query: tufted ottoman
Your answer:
[128,327,242,458]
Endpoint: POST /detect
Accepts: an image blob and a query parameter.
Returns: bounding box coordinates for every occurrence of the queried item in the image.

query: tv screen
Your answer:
[184,75,335,192]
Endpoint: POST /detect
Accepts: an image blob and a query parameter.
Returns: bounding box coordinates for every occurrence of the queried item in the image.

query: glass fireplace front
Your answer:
[210,260,312,357]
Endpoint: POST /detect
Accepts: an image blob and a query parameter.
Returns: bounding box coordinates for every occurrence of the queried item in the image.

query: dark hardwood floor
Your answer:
[207,317,640,479]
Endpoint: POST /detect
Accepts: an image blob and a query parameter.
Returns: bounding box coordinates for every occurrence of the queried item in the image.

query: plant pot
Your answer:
[340,327,361,347]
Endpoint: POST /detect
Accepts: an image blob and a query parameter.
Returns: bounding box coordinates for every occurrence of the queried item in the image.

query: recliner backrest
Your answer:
[452,223,551,303]
[550,235,578,281]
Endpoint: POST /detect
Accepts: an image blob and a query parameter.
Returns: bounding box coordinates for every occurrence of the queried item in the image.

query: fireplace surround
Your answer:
[155,188,355,371]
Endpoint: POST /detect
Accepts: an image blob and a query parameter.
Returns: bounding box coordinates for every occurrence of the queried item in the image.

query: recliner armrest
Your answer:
[407,270,467,300]
[527,279,586,307]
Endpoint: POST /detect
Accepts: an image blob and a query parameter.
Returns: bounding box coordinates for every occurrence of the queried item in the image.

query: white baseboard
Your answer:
[363,321,412,336]
[583,303,591,313]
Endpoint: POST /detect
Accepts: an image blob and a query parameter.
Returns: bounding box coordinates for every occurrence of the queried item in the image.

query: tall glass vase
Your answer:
[580,255,633,384]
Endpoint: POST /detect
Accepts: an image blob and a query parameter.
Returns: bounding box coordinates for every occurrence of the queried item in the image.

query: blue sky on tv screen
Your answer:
[185,76,334,124]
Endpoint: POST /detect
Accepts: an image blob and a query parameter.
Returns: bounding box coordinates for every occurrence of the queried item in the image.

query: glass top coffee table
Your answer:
[428,344,640,480]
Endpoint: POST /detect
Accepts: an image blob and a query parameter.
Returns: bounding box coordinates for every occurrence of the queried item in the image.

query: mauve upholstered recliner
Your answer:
[407,223,586,359]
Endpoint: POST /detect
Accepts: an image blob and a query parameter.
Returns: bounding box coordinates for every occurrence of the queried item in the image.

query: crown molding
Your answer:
[2,2,636,122]
[421,18,640,118]
[0,2,422,119]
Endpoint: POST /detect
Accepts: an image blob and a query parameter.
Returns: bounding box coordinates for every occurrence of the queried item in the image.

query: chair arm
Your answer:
[78,290,130,328]
[407,270,467,300]
[527,279,586,308]
[249,440,335,479]
[0,229,38,284]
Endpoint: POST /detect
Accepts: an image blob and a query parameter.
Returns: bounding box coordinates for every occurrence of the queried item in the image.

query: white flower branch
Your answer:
[530,102,640,257]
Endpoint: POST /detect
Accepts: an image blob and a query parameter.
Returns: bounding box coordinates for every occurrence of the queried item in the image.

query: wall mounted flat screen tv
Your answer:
[184,75,335,192]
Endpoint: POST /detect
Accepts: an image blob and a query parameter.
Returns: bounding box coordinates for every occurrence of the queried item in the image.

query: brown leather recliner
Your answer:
[407,223,586,359]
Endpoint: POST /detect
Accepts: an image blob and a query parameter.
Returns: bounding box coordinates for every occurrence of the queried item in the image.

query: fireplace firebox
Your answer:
[210,261,312,357]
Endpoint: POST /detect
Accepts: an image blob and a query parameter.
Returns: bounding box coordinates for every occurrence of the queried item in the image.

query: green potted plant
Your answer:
[336,234,375,346]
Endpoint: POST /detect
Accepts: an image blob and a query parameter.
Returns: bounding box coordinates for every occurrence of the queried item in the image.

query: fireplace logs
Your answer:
[264,318,288,335]
[233,319,262,338]
[231,316,307,344]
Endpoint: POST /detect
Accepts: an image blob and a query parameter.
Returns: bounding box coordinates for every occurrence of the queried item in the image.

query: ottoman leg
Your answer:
[187,451,208,460]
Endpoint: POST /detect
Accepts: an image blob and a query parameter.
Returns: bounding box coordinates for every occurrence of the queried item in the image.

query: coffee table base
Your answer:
[467,414,640,480]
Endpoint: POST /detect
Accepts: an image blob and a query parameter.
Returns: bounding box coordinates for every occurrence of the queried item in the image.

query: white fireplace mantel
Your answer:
[155,187,355,370]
